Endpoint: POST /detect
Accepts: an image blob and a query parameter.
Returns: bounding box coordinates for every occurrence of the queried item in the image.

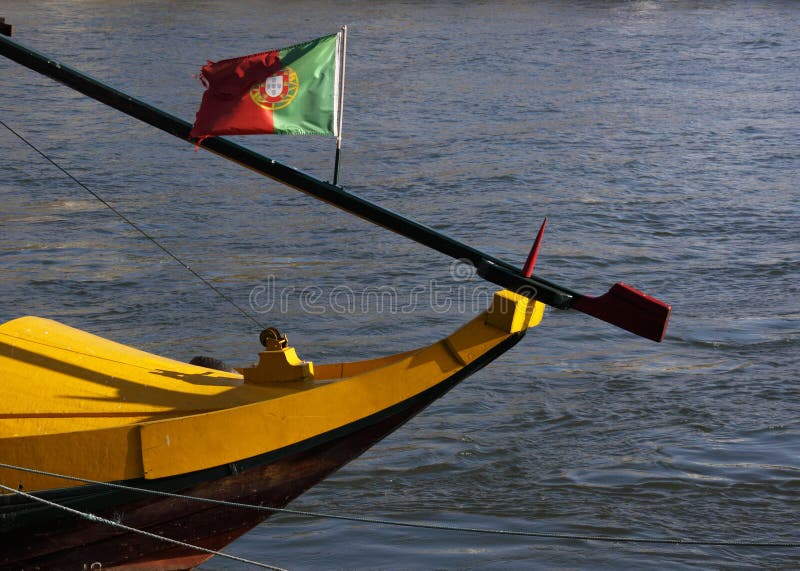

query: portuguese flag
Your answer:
[189,32,343,139]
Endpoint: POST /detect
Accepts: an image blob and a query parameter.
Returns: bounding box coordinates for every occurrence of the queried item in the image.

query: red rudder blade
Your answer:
[572,282,671,342]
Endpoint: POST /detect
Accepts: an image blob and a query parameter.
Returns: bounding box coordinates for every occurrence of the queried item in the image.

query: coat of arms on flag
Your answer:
[190,30,344,138]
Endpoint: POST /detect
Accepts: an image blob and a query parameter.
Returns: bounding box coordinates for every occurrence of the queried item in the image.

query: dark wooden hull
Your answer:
[0,333,523,571]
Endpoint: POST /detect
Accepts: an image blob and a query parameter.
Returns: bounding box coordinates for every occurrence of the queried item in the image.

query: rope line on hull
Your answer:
[0,482,286,570]
[3,462,799,549]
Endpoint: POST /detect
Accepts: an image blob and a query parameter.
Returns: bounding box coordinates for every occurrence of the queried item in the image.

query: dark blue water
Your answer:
[1,1,799,569]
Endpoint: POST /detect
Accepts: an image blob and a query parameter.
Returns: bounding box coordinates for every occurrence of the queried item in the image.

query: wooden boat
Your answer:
[0,290,542,569]
[0,28,670,570]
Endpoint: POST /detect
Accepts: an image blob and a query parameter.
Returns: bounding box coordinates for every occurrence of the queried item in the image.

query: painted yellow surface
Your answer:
[0,292,545,491]
[0,317,298,437]
[486,289,545,333]
[239,345,315,383]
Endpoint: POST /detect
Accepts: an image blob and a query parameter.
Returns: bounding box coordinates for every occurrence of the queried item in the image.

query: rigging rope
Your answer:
[0,118,265,330]
[0,482,286,570]
[2,463,799,549]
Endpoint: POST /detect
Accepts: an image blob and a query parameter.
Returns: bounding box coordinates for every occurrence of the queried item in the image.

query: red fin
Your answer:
[522,217,547,278]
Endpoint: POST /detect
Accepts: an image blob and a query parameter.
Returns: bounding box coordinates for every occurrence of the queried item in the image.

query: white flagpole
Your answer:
[333,25,347,185]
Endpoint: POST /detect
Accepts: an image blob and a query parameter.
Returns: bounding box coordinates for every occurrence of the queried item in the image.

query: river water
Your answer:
[1,1,798,569]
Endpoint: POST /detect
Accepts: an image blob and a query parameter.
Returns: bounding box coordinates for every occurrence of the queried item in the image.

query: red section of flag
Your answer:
[189,51,281,138]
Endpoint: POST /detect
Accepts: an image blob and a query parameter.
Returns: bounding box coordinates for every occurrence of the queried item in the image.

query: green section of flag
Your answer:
[273,33,339,135]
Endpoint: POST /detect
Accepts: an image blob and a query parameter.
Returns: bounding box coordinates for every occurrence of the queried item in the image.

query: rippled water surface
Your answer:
[1,1,799,569]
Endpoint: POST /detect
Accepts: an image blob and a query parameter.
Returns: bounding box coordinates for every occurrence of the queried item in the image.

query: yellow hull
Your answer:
[1,290,544,493]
